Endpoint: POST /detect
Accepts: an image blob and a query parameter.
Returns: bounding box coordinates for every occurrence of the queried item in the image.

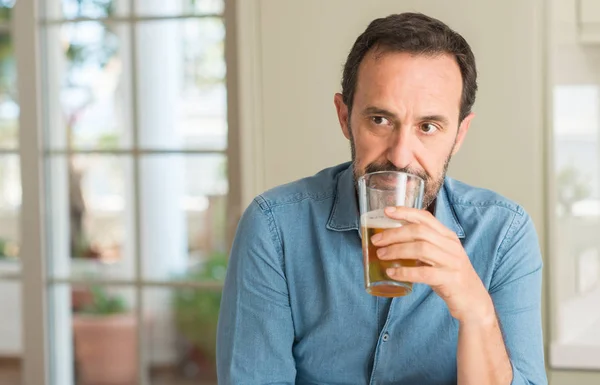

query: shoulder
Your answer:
[444,177,539,257]
[254,162,350,210]
[445,177,541,273]
[444,177,524,216]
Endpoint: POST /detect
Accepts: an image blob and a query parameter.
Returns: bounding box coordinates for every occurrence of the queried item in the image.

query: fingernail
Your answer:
[376,247,387,257]
[386,268,396,276]
[371,233,382,243]
[385,206,396,213]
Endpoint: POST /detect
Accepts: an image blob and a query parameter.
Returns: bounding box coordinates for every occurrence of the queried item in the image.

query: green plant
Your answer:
[172,251,228,359]
[97,132,119,149]
[0,2,14,24]
[80,286,127,316]
[0,238,6,258]
[0,238,18,259]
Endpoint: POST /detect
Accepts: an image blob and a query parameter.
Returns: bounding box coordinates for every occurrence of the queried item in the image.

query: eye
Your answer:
[371,116,391,126]
[420,123,439,135]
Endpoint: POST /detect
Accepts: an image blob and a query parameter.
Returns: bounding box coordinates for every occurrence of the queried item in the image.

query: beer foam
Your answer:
[360,209,403,228]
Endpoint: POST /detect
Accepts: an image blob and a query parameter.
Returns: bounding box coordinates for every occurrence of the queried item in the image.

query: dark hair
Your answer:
[341,13,478,122]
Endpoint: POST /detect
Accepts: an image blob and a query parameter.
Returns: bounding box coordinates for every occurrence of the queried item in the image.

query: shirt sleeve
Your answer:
[216,196,296,385]
[489,209,548,385]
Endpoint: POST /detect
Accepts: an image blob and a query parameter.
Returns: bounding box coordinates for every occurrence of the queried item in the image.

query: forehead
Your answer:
[354,50,463,115]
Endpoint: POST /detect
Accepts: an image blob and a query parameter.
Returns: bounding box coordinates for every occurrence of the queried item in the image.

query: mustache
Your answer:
[364,161,430,182]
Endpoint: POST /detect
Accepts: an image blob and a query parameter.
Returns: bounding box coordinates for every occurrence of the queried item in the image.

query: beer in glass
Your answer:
[358,171,425,297]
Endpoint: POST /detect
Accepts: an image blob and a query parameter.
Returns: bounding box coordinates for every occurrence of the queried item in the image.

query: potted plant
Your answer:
[73,286,137,385]
[172,251,227,380]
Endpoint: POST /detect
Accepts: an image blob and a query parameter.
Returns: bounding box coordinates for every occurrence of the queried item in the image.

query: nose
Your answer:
[386,127,414,169]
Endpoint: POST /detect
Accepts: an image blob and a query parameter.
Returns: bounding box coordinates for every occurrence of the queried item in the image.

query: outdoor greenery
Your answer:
[0,238,18,258]
[79,285,128,315]
[0,238,10,258]
[0,8,18,146]
[172,250,227,359]
[556,165,592,216]
[0,1,14,23]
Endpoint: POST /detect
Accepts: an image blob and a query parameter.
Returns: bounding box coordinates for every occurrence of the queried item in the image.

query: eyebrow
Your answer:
[420,114,450,127]
[362,106,396,119]
[361,106,451,127]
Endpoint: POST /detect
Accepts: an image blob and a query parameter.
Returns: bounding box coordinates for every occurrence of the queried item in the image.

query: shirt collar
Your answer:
[434,180,465,238]
[326,164,359,232]
[326,163,465,239]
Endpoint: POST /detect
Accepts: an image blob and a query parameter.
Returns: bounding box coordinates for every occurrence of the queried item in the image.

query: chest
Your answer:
[282,231,461,384]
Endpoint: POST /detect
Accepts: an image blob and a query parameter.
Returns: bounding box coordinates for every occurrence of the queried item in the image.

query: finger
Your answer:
[386,265,442,285]
[376,241,447,267]
[384,206,456,238]
[371,223,458,253]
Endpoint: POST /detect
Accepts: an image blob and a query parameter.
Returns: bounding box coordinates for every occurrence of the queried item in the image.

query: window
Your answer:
[0,0,22,383]
[10,0,237,383]
[551,84,600,369]
[549,0,600,370]
[0,0,21,264]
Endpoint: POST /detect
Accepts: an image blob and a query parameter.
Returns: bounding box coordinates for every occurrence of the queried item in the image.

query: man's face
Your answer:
[334,50,474,208]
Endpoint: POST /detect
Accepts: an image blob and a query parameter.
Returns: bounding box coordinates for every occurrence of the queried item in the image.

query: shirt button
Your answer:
[382,333,389,342]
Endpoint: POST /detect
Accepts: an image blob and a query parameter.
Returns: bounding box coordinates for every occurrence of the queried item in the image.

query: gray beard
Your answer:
[348,129,453,209]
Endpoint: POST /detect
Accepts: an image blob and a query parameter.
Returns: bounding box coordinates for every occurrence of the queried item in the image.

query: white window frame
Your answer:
[14,0,48,384]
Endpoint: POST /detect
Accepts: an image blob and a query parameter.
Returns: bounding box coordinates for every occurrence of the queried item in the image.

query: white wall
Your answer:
[235,0,600,384]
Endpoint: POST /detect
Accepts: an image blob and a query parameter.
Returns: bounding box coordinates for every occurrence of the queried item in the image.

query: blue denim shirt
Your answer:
[217,162,546,385]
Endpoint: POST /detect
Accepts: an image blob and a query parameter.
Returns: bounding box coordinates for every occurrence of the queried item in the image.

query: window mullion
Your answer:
[14,0,49,384]
[39,13,224,25]
[128,0,148,383]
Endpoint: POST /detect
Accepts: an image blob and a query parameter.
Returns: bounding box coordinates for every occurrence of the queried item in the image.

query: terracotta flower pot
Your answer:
[73,313,137,385]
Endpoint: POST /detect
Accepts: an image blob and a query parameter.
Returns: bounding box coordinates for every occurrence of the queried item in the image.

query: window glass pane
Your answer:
[48,284,137,385]
[41,0,129,20]
[46,155,135,280]
[135,0,224,17]
[0,1,14,23]
[0,155,20,261]
[43,22,132,150]
[554,85,599,217]
[144,287,218,385]
[0,280,22,385]
[0,3,20,382]
[140,155,227,282]
[552,84,600,366]
[0,32,18,148]
[136,18,227,151]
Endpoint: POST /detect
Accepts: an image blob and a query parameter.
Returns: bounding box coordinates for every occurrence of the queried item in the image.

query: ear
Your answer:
[334,93,351,140]
[451,112,475,156]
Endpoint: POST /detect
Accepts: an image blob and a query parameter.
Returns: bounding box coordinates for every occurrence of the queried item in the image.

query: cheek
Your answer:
[354,129,388,163]
[416,138,454,175]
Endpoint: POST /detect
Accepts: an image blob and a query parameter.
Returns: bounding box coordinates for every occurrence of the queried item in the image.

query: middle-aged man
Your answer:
[217,12,546,385]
